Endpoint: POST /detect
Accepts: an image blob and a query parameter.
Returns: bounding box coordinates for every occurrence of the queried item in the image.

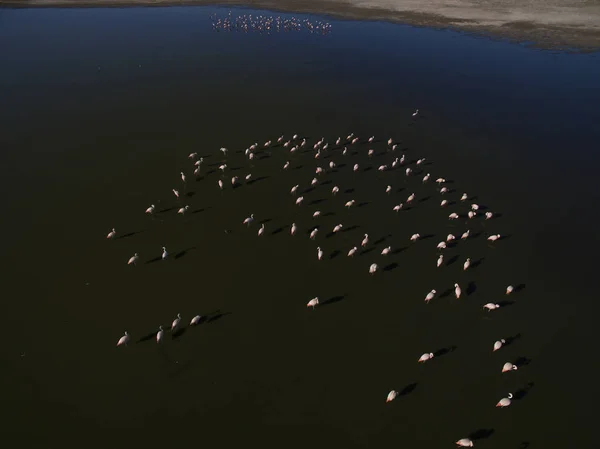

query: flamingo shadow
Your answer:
[117,230,144,239]
[360,247,376,256]
[392,247,407,255]
[434,345,457,357]
[399,382,418,396]
[419,196,431,203]
[466,281,477,296]
[159,207,176,213]
[341,225,359,233]
[497,300,515,308]
[330,250,341,259]
[504,333,522,347]
[175,247,196,259]
[207,311,232,323]
[471,257,485,268]
[468,429,495,441]
[515,283,527,293]
[247,176,270,185]
[191,208,208,214]
[383,262,399,272]
[513,356,532,366]
[344,188,355,194]
[185,191,195,198]
[357,202,370,208]
[322,212,335,217]
[440,288,454,298]
[513,382,535,400]
[271,226,286,235]
[421,234,435,240]
[321,295,345,306]
[137,331,158,344]
[145,256,163,265]
[446,255,460,266]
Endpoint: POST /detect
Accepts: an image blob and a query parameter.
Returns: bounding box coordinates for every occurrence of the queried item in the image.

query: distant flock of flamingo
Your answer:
[111,109,526,447]
[210,11,332,35]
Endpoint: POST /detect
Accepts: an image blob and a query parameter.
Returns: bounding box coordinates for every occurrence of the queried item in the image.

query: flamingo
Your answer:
[361,234,369,247]
[291,223,297,236]
[311,178,318,186]
[386,185,392,194]
[315,167,323,175]
[381,246,391,255]
[219,164,227,172]
[317,247,323,261]
[417,158,425,165]
[410,233,420,241]
[378,165,387,171]
[471,204,479,211]
[106,228,116,239]
[412,109,419,117]
[447,234,456,242]
[369,263,378,274]
[336,137,341,145]
[368,136,374,142]
[502,362,518,372]
[418,352,434,363]
[449,213,459,220]
[461,230,470,240]
[405,167,412,176]
[400,155,405,164]
[218,180,223,190]
[388,138,393,145]
[437,241,447,250]
[423,173,430,183]
[440,187,448,194]
[231,176,238,186]
[291,185,299,195]
[145,204,155,214]
[437,255,444,267]
[496,393,513,408]
[455,439,474,447]
[264,141,271,148]
[506,285,514,295]
[392,158,399,168]
[468,211,476,219]
[393,204,403,212]
[258,224,265,236]
[368,149,374,157]
[128,253,139,265]
[487,234,501,242]
[425,289,436,303]
[345,200,356,208]
[386,390,397,402]
[463,258,471,271]
[441,200,448,207]
[436,178,446,184]
[188,152,198,159]
[116,331,130,347]
[190,315,202,326]
[162,247,168,260]
[310,228,318,240]
[485,212,493,220]
[493,339,506,352]
[171,313,181,331]
[180,172,186,183]
[346,133,354,141]
[277,135,284,143]
[332,186,340,195]
[296,196,304,205]
[407,193,415,203]
[461,193,468,201]
[307,297,319,309]
[333,224,343,233]
[454,283,462,299]
[351,137,359,144]
[173,189,180,198]
[293,134,298,140]
[313,211,321,218]
[156,326,164,343]
[194,157,204,166]
[348,247,358,257]
[177,205,189,215]
[483,303,500,311]
[243,214,255,226]
[343,147,347,155]
[353,163,359,172]
[220,147,228,156]
[194,166,201,176]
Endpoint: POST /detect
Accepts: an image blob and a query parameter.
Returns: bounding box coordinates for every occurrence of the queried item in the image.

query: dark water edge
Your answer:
[1,6,600,449]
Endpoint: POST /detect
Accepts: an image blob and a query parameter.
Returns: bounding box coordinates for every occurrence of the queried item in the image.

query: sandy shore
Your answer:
[2,0,600,50]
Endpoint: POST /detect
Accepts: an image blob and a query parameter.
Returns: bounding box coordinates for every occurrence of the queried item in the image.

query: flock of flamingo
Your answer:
[111,110,525,448]
[210,11,332,35]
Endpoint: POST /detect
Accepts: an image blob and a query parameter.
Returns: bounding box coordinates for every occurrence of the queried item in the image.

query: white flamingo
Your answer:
[502,362,518,373]
[412,109,419,117]
[471,204,479,211]
[463,258,470,271]
[506,285,514,294]
[188,152,198,159]
[369,263,378,274]
[393,204,403,212]
[488,234,501,242]
[332,186,339,195]
[483,303,500,311]
[386,390,397,403]
[345,200,356,209]
[387,138,393,145]
[190,315,202,326]
[461,193,468,201]
[219,164,227,172]
[405,167,412,176]
[296,196,304,205]
[313,211,321,218]
[353,163,359,172]
[218,180,223,190]
[106,228,116,239]
[417,158,425,165]
[145,204,155,214]
[231,176,238,186]
[449,213,459,220]
[243,214,254,226]
[468,211,476,219]
[418,352,434,362]
[162,247,168,260]
[180,172,186,183]
[311,178,318,186]
[447,234,456,242]
[258,224,265,236]
[368,136,374,142]
[381,246,391,255]
[361,234,369,247]
[496,393,513,408]
[441,200,448,207]
[440,187,448,194]
[437,255,444,267]
[173,189,180,198]
[171,313,181,331]
[454,283,462,299]
[310,228,318,240]
[368,149,374,157]
[436,178,445,184]
[437,241,447,250]
[386,185,392,194]
[128,253,139,265]
[407,193,415,203]
[177,205,189,215]
[307,297,319,309]
[461,230,470,240]
[410,233,420,241]
[455,439,474,447]
[317,247,324,261]
[493,339,506,352]
[423,173,430,183]
[333,224,343,233]
[194,157,204,166]
[291,185,299,195]
[348,247,358,257]
[116,331,130,347]
[291,223,297,236]
[156,326,164,343]
[425,290,436,304]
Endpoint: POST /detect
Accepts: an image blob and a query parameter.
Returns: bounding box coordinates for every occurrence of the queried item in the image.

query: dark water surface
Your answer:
[1,6,600,449]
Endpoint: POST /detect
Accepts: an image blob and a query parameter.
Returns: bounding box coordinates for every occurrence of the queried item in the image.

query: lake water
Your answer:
[1,5,599,449]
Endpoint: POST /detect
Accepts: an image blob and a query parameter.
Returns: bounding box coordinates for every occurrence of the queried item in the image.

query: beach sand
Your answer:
[2,0,600,50]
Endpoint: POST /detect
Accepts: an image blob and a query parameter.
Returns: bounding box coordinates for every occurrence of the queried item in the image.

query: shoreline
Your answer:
[2,0,600,51]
